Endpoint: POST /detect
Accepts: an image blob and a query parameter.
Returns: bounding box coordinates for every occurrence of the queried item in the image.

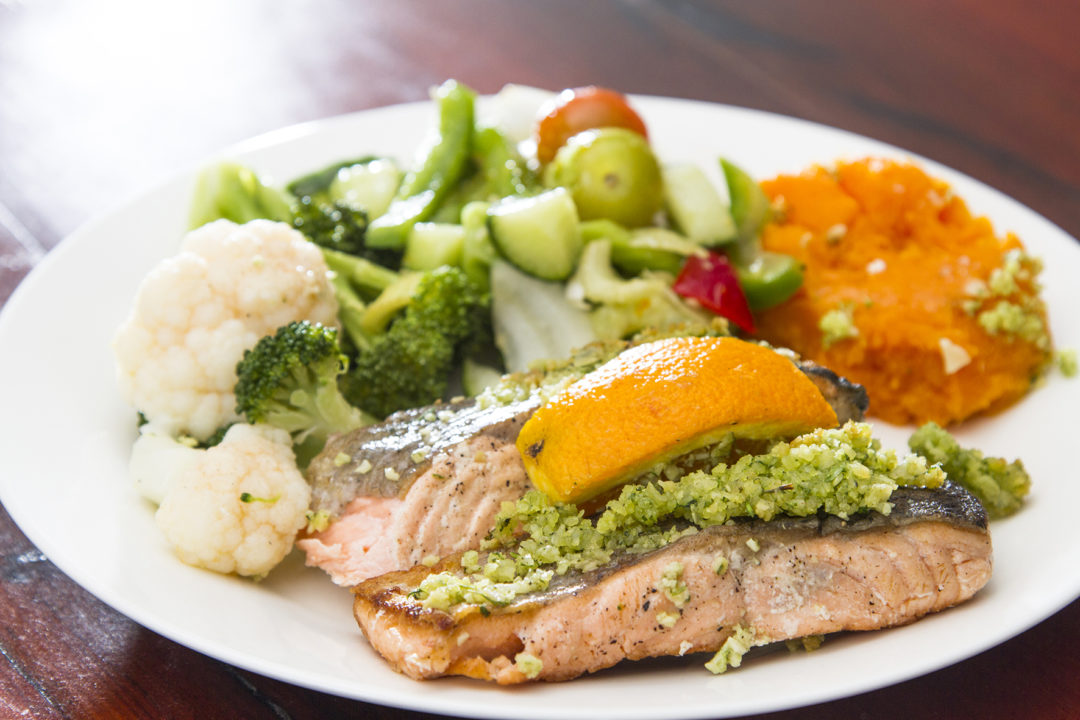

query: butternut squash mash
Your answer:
[755,158,1051,426]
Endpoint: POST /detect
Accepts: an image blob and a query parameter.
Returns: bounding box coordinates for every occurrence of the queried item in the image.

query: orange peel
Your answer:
[516,336,838,504]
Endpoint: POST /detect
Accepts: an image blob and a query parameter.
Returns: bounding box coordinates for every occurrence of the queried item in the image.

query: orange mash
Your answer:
[754,158,1051,426]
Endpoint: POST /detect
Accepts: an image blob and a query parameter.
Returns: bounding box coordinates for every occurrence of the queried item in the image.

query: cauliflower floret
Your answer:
[155,423,310,578]
[113,219,339,441]
[129,423,203,505]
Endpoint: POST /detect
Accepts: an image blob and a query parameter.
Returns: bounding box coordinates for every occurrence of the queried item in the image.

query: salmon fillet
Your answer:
[301,350,868,586]
[353,483,991,683]
[299,431,533,585]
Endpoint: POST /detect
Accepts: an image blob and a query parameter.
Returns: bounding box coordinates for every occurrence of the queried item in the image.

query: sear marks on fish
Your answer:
[352,483,991,684]
[302,350,871,586]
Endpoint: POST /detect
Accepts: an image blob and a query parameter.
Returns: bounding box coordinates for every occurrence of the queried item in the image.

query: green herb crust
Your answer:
[410,422,944,611]
[908,421,1031,518]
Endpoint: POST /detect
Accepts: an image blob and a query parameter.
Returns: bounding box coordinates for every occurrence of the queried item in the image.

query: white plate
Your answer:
[1,93,1078,720]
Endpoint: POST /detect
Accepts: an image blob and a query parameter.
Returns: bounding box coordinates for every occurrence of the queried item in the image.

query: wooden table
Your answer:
[1,1,1077,717]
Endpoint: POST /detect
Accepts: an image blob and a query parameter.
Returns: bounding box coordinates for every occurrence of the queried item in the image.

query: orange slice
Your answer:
[517,337,838,504]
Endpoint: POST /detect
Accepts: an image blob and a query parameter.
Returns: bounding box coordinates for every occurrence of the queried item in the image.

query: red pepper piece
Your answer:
[672,251,756,334]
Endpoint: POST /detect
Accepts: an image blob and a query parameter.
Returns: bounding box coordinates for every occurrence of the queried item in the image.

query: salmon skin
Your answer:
[352,482,991,683]
[300,349,870,586]
[798,359,868,425]
[306,395,538,518]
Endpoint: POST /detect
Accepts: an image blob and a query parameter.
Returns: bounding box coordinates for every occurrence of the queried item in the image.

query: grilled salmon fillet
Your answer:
[300,352,868,586]
[353,482,990,683]
[298,396,538,585]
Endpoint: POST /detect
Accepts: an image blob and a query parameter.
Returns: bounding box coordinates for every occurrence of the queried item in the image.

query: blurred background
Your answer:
[0,1,1077,718]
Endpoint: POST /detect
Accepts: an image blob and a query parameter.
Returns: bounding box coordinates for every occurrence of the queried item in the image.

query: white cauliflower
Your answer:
[154,424,310,578]
[129,423,203,505]
[113,219,339,441]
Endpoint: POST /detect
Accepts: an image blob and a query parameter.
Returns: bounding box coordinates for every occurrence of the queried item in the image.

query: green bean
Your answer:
[367,80,475,249]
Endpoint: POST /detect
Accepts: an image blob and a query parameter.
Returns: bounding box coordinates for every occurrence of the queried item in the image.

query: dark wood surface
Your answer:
[1,1,1077,718]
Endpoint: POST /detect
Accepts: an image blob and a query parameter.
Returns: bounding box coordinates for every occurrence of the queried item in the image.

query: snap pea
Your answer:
[367,80,475,249]
[432,126,535,223]
[473,125,534,198]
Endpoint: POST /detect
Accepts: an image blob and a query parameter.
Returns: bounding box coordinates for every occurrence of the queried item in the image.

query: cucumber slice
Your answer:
[735,251,804,310]
[662,163,737,246]
[402,222,466,271]
[487,187,582,281]
[490,259,597,373]
[329,158,402,219]
[720,158,771,265]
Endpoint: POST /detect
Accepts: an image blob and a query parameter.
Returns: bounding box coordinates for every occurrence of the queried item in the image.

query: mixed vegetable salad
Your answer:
[189,81,802,427]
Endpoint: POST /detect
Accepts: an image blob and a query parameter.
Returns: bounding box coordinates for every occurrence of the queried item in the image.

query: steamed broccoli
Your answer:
[908,422,1031,518]
[291,197,369,256]
[342,266,489,418]
[235,321,373,463]
[291,196,403,268]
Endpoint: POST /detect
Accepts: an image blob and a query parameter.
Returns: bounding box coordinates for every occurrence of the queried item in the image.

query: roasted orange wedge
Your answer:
[517,337,838,504]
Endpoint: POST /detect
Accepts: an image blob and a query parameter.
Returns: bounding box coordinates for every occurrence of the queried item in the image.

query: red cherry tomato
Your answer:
[535,86,649,164]
[672,251,757,334]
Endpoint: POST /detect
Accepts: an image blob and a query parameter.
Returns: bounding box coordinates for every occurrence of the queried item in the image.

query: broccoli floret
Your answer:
[908,422,1031,518]
[235,321,373,463]
[292,196,403,268]
[342,267,489,418]
[291,197,369,256]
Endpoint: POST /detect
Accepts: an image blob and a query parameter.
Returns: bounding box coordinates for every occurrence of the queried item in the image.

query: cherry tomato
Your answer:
[535,86,649,164]
[672,251,757,334]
